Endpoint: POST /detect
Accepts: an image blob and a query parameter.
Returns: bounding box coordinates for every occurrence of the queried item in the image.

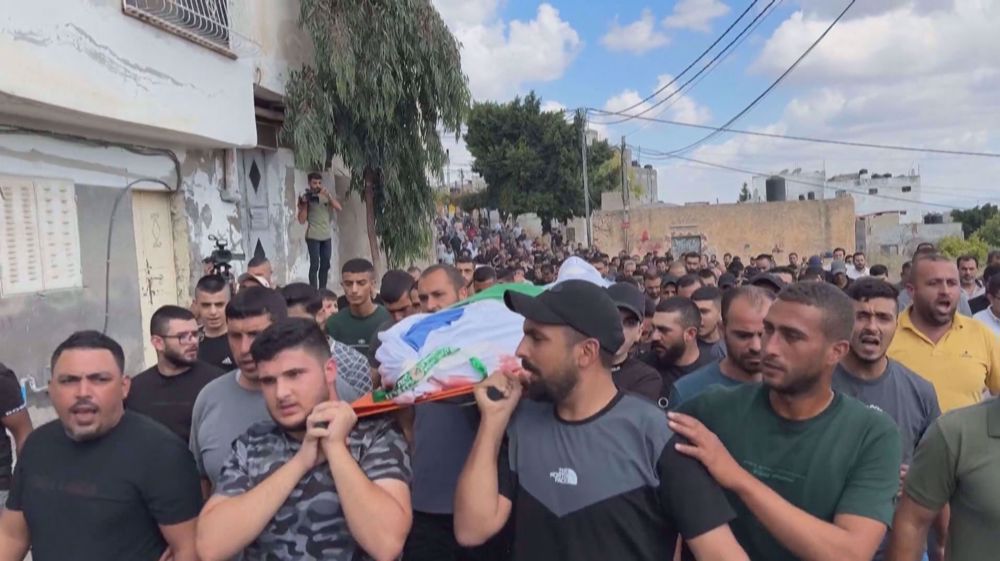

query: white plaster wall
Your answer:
[0,0,255,147]
[232,0,312,98]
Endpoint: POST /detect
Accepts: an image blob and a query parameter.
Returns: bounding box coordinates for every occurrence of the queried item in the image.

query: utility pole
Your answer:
[580,109,592,247]
[621,136,630,254]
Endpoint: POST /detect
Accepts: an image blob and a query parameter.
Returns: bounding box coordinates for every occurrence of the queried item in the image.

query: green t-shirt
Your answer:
[305,196,333,241]
[325,305,391,355]
[678,383,901,561]
[903,399,1000,561]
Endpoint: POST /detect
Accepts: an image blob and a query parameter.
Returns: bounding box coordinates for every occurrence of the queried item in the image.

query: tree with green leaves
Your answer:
[973,214,1000,248]
[937,235,989,265]
[283,0,470,268]
[464,95,618,232]
[951,204,999,239]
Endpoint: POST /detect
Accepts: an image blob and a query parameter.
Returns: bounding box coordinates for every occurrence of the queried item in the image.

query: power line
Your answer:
[598,0,778,127]
[605,0,764,118]
[665,0,856,155]
[583,110,1000,158]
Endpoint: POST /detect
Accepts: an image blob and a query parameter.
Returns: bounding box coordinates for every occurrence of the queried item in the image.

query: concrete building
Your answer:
[593,197,855,261]
[0,1,370,393]
[630,161,658,205]
[752,168,925,223]
[856,212,963,256]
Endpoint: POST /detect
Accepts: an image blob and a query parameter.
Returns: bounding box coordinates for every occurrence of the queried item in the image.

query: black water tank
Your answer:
[765,176,786,202]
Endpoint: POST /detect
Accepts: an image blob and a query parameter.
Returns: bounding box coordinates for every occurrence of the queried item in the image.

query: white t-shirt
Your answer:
[846,266,869,280]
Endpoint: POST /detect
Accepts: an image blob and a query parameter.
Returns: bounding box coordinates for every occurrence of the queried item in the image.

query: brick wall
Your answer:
[592,197,856,261]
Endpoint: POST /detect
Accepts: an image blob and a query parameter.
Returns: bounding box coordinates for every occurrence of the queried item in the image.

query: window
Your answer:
[807,192,815,200]
[123,0,234,58]
[902,185,912,193]
[0,176,82,297]
[869,188,878,194]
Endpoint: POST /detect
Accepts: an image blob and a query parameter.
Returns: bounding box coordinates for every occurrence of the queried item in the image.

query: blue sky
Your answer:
[432,0,1000,212]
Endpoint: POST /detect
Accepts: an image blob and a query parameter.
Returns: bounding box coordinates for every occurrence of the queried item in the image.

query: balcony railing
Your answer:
[123,0,236,58]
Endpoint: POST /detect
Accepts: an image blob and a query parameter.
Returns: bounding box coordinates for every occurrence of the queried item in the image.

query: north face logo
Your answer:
[549,468,578,486]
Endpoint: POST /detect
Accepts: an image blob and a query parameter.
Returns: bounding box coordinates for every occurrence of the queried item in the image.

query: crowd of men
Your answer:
[2,219,1000,561]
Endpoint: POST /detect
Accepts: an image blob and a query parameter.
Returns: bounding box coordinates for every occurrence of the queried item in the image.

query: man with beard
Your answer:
[190,287,288,492]
[668,286,774,409]
[127,306,223,442]
[607,282,662,401]
[196,319,411,561]
[888,253,1000,412]
[668,282,902,561]
[692,286,726,360]
[684,252,702,275]
[454,280,749,561]
[643,270,663,306]
[0,331,201,561]
[194,275,235,371]
[646,297,715,409]
[832,278,942,561]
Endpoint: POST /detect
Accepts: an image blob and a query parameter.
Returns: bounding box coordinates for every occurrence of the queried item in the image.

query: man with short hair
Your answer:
[988,249,1000,267]
[769,267,796,286]
[196,319,411,561]
[848,252,870,280]
[888,253,1000,412]
[127,306,224,442]
[788,252,800,272]
[0,363,32,510]
[869,264,889,281]
[833,247,847,263]
[246,255,274,288]
[190,287,288,491]
[588,255,611,280]
[380,269,419,323]
[834,279,942,561]
[472,266,497,294]
[887,386,1000,561]
[327,258,391,355]
[646,297,714,408]
[957,255,983,298]
[454,281,749,561]
[698,268,719,287]
[971,272,1000,336]
[967,264,1000,315]
[607,283,662,401]
[643,270,662,304]
[684,252,701,275]
[677,274,705,299]
[670,282,903,561]
[194,274,234,371]
[456,255,476,290]
[0,331,202,561]
[297,172,342,289]
[669,286,774,408]
[755,254,773,271]
[281,282,325,323]
[692,286,726,360]
[406,265,500,561]
[319,288,338,322]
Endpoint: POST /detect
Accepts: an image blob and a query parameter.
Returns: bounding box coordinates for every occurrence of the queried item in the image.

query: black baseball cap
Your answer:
[750,273,786,293]
[606,282,645,321]
[505,280,625,354]
[661,274,679,286]
[718,272,737,289]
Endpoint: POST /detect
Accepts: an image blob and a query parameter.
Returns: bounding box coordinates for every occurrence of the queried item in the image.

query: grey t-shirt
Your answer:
[410,401,479,514]
[189,370,271,487]
[832,360,940,465]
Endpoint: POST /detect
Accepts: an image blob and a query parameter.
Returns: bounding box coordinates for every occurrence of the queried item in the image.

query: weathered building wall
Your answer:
[593,197,856,260]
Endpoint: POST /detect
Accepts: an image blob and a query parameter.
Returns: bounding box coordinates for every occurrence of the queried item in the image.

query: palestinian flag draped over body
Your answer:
[351,283,544,417]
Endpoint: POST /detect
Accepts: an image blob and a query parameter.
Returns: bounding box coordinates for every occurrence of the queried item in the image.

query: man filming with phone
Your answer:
[298,172,343,290]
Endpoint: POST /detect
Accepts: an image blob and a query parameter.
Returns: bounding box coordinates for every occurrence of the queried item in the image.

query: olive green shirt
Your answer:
[903,399,1000,561]
[305,195,334,241]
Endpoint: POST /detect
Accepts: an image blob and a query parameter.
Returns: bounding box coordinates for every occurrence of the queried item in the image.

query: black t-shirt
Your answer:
[197,334,234,371]
[126,361,224,442]
[0,362,26,490]
[611,357,662,402]
[6,412,202,561]
[643,351,716,407]
[499,393,734,561]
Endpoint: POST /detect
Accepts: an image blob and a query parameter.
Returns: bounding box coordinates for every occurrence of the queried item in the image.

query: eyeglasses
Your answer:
[156,330,200,343]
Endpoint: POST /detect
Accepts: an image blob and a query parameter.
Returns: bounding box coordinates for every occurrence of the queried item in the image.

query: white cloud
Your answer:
[540,99,567,113]
[663,0,731,32]
[603,74,713,127]
[434,2,582,100]
[601,9,671,55]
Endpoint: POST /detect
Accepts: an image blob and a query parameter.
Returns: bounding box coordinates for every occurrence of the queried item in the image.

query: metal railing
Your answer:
[123,0,236,58]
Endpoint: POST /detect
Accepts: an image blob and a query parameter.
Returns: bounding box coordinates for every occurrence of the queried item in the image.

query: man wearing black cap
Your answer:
[607,283,662,401]
[661,274,679,298]
[454,280,748,561]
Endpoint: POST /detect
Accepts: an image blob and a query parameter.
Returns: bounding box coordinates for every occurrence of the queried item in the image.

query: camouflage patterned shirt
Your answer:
[216,416,411,560]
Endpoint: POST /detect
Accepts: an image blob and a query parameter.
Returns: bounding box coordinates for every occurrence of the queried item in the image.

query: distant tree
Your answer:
[951,204,999,238]
[464,95,617,233]
[738,183,752,202]
[973,214,1000,248]
[283,0,470,269]
[938,235,989,265]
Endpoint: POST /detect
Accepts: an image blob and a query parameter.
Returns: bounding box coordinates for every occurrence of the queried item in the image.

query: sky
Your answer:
[430,0,1000,213]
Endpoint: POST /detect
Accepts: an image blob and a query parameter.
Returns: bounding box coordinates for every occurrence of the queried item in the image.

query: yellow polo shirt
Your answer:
[888,309,1000,412]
